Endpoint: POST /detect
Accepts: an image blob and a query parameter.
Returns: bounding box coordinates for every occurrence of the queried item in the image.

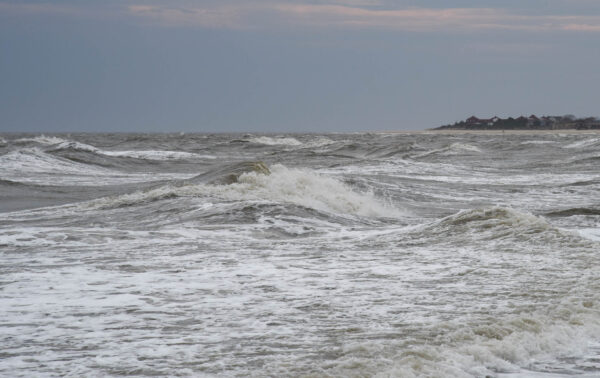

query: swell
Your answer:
[0,178,31,187]
[8,135,215,167]
[0,148,113,177]
[89,163,399,218]
[360,207,600,377]
[377,297,600,377]
[0,162,401,229]
[545,207,600,217]
[393,206,596,248]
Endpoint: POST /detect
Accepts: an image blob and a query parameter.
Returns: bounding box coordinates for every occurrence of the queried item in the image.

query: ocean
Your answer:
[1,131,599,377]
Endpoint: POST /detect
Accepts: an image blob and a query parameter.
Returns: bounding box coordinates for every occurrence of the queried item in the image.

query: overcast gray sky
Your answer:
[1,0,599,132]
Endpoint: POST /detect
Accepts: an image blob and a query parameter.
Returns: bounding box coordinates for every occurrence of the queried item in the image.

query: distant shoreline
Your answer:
[434,115,600,131]
[378,129,600,135]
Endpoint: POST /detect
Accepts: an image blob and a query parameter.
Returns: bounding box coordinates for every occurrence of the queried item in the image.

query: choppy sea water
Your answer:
[1,132,600,377]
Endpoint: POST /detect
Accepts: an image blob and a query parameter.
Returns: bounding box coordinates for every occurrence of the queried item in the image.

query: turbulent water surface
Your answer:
[1,132,600,377]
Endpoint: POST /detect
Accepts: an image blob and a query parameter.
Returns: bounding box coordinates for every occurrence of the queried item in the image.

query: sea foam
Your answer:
[247,136,303,146]
[70,164,401,218]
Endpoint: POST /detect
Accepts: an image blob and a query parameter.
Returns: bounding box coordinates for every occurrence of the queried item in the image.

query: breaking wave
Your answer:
[247,136,302,146]
[0,147,191,186]
[12,135,214,161]
[424,206,584,244]
[520,140,557,145]
[0,148,112,177]
[210,164,399,217]
[51,141,214,161]
[85,163,400,218]
[374,207,597,251]
[244,135,338,148]
[14,135,67,145]
[378,299,600,377]
[413,142,481,158]
[564,137,600,149]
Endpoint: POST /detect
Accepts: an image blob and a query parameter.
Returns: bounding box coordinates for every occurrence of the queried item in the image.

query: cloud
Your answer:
[125,2,600,33]
[561,23,600,32]
[3,1,600,33]
[127,4,246,28]
[269,4,503,31]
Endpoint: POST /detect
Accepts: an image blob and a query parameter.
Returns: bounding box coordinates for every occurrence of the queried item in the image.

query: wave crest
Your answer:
[247,136,302,146]
[564,137,600,149]
[413,142,481,158]
[85,163,400,218]
[412,207,592,247]
[223,164,399,217]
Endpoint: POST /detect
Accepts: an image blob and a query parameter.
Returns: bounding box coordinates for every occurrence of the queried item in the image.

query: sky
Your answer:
[1,0,599,132]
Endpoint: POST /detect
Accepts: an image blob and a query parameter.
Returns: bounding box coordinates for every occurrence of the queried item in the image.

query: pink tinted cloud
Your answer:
[3,1,600,33]
[126,3,600,33]
[561,23,600,32]
[271,4,499,29]
[127,3,508,31]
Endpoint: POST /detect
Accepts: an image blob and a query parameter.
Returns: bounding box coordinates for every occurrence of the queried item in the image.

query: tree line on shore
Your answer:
[436,115,600,130]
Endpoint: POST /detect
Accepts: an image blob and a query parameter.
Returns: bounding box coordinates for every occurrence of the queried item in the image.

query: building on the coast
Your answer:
[436,114,599,130]
[465,116,499,127]
[527,115,540,127]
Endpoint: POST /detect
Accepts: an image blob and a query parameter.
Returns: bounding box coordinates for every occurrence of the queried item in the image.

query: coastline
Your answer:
[378,129,600,135]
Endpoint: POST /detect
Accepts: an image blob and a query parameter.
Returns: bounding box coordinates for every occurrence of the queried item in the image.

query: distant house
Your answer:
[527,115,540,127]
[435,113,597,130]
[465,116,498,127]
[466,116,481,124]
[540,116,550,127]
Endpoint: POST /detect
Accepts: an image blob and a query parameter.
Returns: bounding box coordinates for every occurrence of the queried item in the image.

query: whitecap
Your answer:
[564,138,600,149]
[576,228,600,242]
[520,140,557,145]
[101,150,215,161]
[304,137,335,148]
[201,164,401,218]
[14,135,69,145]
[49,140,215,161]
[413,142,481,158]
[70,164,401,218]
[0,148,111,176]
[0,148,191,186]
[247,136,303,146]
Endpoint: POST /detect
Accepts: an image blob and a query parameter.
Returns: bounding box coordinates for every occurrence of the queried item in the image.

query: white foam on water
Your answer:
[0,147,191,185]
[0,148,111,176]
[51,140,215,160]
[564,138,600,149]
[521,140,557,145]
[14,135,68,145]
[202,164,402,218]
[414,142,481,158]
[101,149,215,160]
[73,164,401,218]
[332,159,596,190]
[576,228,600,242]
[247,136,303,146]
[3,133,600,377]
[304,137,336,148]
[378,304,600,377]
[11,136,214,161]
[50,140,99,152]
